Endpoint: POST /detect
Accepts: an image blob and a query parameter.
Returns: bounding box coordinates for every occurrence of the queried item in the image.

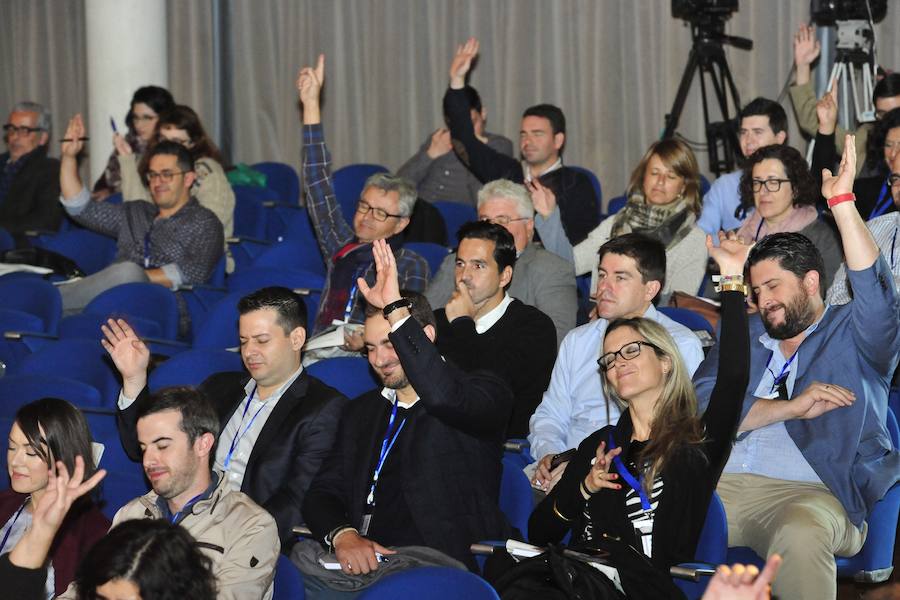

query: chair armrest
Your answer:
[671,563,717,581]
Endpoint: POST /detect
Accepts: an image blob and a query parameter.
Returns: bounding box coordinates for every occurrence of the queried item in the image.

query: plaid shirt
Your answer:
[302,124,429,333]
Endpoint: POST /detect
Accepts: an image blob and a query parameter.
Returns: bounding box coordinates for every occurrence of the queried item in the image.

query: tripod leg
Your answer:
[664,48,702,139]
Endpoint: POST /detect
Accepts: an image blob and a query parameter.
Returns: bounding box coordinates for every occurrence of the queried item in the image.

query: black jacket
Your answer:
[0,147,62,238]
[434,299,557,438]
[302,318,513,569]
[443,87,599,245]
[529,291,749,573]
[117,370,348,550]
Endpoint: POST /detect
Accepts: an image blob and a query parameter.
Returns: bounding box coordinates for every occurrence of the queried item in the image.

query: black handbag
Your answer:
[1,246,85,279]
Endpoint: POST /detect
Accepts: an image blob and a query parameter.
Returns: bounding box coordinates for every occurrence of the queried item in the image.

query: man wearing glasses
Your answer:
[56,114,223,332]
[297,55,429,355]
[0,101,63,241]
[425,178,577,347]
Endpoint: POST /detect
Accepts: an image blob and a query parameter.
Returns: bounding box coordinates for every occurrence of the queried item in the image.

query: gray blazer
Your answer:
[425,242,577,347]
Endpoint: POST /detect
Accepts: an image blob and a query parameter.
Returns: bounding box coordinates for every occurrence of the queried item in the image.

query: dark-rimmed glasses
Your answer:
[480,215,531,226]
[3,124,43,136]
[146,170,186,183]
[597,341,661,371]
[356,201,404,222]
[751,178,792,193]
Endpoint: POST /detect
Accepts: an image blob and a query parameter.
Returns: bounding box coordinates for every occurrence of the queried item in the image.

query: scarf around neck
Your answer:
[736,204,819,241]
[611,192,696,249]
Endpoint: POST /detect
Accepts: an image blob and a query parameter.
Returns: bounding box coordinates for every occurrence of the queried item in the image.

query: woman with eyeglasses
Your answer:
[527,235,750,597]
[733,143,843,291]
[114,105,234,271]
[91,86,175,201]
[0,398,110,598]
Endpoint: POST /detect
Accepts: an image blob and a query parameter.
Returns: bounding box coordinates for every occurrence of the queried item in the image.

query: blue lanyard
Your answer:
[143,228,152,268]
[766,350,798,396]
[365,401,407,507]
[343,282,358,323]
[223,385,266,469]
[870,181,892,219]
[169,491,207,524]
[0,499,28,554]
[891,227,897,270]
[754,218,765,241]
[607,433,651,511]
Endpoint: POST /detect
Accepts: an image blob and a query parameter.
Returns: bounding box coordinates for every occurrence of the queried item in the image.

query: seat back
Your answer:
[33,229,118,275]
[332,164,389,223]
[191,292,244,350]
[15,339,121,406]
[658,306,716,337]
[357,566,499,600]
[607,195,627,215]
[0,277,62,334]
[0,227,13,252]
[253,161,301,205]
[569,165,603,213]
[251,239,328,277]
[84,282,180,341]
[500,454,535,541]
[306,357,378,399]
[232,185,273,239]
[403,242,450,277]
[84,409,149,520]
[0,374,104,414]
[264,205,327,274]
[273,554,306,600]
[432,202,477,245]
[149,349,245,391]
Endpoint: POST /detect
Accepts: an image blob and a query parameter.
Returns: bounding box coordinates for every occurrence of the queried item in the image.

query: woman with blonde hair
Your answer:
[527,236,750,597]
[535,139,708,302]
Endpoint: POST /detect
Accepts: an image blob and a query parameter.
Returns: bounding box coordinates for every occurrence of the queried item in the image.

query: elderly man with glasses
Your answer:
[55,114,223,334]
[425,178,577,347]
[297,55,428,356]
[0,101,63,241]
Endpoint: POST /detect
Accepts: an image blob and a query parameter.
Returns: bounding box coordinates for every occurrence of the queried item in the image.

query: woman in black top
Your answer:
[528,234,751,594]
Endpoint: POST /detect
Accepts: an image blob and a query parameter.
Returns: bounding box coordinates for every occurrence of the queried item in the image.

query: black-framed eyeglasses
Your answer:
[889,174,900,188]
[146,170,186,183]
[751,178,792,193]
[356,201,404,222]
[480,215,531,226]
[3,124,44,136]
[132,114,158,123]
[597,341,661,371]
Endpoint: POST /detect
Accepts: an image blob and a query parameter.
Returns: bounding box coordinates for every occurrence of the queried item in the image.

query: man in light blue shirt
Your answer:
[698,98,788,236]
[528,233,704,490]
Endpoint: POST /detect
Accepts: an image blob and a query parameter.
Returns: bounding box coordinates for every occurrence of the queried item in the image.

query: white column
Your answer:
[84,0,168,185]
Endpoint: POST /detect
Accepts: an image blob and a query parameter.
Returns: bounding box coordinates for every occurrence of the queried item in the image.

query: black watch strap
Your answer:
[382,298,413,318]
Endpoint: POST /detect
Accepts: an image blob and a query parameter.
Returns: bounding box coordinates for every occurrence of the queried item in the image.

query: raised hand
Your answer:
[449,37,479,89]
[112,132,133,156]
[357,239,401,310]
[821,134,856,200]
[816,80,839,135]
[527,179,557,218]
[100,318,150,397]
[427,127,453,159]
[701,554,782,600]
[789,381,855,420]
[296,54,325,109]
[707,232,753,277]
[34,456,106,535]
[583,440,622,495]
[61,114,87,158]
[445,280,476,322]
[793,24,820,69]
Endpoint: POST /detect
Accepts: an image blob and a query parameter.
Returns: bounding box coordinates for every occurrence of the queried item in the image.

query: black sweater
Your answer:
[529,291,749,573]
[443,87,600,245]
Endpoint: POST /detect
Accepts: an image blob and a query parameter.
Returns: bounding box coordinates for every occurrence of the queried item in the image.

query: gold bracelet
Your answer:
[552,500,573,522]
[719,282,749,295]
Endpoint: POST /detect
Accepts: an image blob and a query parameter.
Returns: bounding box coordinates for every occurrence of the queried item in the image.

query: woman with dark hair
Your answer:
[74,519,217,600]
[735,143,843,290]
[91,86,176,200]
[525,236,750,597]
[538,139,708,301]
[0,398,110,597]
[116,104,235,270]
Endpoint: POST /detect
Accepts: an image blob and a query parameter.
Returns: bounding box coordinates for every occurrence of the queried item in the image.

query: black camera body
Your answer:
[810,0,887,25]
[671,0,739,22]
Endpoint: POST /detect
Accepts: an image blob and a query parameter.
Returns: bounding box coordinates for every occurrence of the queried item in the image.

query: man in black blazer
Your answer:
[300,240,512,578]
[0,101,62,242]
[102,286,348,551]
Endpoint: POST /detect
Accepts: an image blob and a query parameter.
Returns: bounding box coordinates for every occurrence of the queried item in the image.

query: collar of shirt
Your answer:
[522,158,563,182]
[757,305,829,357]
[243,364,304,402]
[475,293,514,333]
[155,471,219,522]
[380,387,419,409]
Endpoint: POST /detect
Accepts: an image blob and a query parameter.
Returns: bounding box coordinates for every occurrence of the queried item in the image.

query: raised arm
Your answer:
[59,114,87,200]
[824,135,878,269]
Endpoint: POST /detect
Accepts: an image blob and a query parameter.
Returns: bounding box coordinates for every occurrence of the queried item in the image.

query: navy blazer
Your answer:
[303,318,513,569]
[694,256,900,526]
[117,369,348,549]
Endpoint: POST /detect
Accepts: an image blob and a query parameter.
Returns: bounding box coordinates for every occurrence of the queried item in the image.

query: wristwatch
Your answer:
[382,297,413,318]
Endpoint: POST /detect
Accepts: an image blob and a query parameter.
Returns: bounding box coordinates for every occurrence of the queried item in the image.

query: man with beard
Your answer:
[693,136,900,600]
[298,242,511,595]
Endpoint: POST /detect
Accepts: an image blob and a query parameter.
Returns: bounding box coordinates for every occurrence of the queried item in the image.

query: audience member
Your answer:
[789,23,900,173]
[829,150,900,304]
[397,85,514,206]
[116,104,235,270]
[91,85,175,200]
[444,38,599,245]
[735,143,842,290]
[1,456,105,600]
[426,178,576,346]
[297,55,429,349]
[1,399,109,597]
[58,115,223,332]
[103,286,348,550]
[527,233,750,597]
[298,258,512,591]
[694,136,900,600]
[528,233,704,492]
[432,221,556,438]
[74,520,217,600]
[697,97,788,235]
[0,101,62,241]
[541,138,708,303]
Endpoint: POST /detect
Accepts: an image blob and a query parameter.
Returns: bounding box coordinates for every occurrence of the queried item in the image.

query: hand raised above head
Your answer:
[527,179,557,218]
[821,134,856,200]
[793,23,820,68]
[815,80,839,135]
[449,37,479,89]
[707,232,753,277]
[112,132,133,156]
[296,53,325,105]
[100,318,149,396]
[357,239,401,310]
[61,114,86,158]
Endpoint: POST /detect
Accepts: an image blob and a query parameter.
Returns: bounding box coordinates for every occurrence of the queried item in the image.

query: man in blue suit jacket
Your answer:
[694,136,900,600]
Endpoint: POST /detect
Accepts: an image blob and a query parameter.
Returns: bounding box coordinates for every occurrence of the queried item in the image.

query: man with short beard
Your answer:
[693,136,900,600]
[298,243,512,594]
